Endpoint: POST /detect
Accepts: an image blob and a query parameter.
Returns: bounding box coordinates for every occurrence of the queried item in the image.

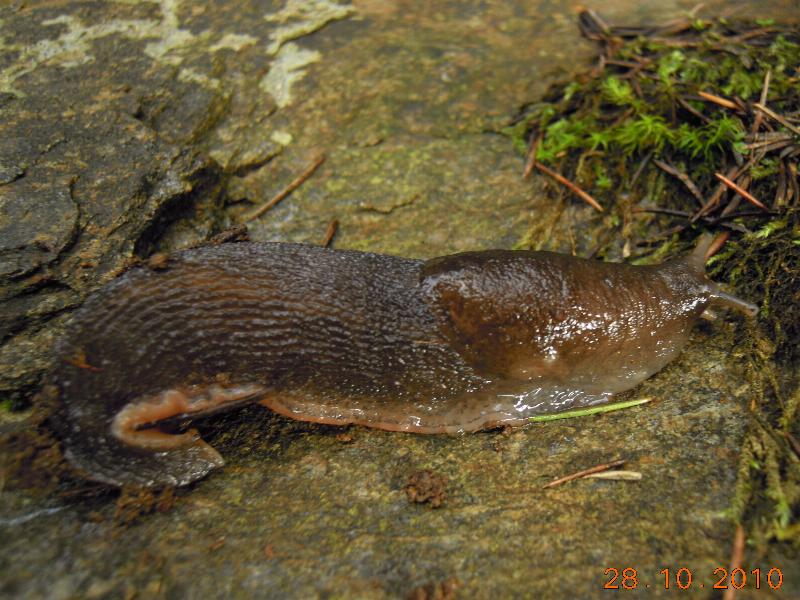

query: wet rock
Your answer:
[1,0,798,598]
[0,176,78,280]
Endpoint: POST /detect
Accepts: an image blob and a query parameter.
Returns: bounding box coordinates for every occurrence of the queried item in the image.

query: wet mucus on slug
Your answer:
[50,238,756,487]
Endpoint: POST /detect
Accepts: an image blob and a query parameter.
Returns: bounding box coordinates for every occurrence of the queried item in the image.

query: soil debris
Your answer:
[207,225,251,245]
[405,469,447,508]
[114,485,176,527]
[146,253,170,271]
[407,576,460,600]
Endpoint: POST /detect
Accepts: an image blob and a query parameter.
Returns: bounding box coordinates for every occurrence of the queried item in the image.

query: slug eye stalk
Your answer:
[711,290,759,317]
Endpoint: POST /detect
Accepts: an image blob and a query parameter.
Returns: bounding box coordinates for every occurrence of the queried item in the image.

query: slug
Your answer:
[49,238,756,487]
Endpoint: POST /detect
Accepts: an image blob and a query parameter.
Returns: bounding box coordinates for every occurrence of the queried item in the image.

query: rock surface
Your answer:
[1,0,798,598]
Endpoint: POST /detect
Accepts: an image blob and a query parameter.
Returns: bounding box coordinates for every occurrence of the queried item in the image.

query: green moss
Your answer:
[750,158,779,180]
[510,19,799,188]
[614,114,675,154]
[593,163,612,190]
[657,49,685,89]
[601,77,640,109]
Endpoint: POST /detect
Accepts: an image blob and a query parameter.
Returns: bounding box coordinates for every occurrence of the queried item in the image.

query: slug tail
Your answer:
[63,436,225,488]
[52,377,268,487]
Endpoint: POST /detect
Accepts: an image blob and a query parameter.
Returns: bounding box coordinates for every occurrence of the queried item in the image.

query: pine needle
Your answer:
[528,397,653,423]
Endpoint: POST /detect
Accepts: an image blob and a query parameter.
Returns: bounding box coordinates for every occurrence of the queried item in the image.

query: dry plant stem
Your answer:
[721,174,751,217]
[725,27,776,44]
[653,159,704,205]
[630,150,654,187]
[692,165,738,221]
[321,219,339,248]
[585,470,642,481]
[698,91,739,111]
[705,230,730,260]
[534,162,604,212]
[243,154,326,222]
[775,161,788,206]
[785,432,800,458]
[722,525,745,600]
[744,138,793,151]
[677,96,712,123]
[634,206,691,218]
[788,162,799,204]
[523,132,542,179]
[605,58,642,69]
[696,156,757,216]
[542,459,625,489]
[754,103,800,137]
[750,69,772,136]
[715,173,768,211]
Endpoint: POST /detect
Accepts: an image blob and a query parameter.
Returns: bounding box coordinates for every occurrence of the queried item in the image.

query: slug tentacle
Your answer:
[709,289,759,317]
[689,232,716,270]
[49,241,756,487]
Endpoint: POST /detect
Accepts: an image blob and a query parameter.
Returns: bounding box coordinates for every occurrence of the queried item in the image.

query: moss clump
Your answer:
[505,13,800,243]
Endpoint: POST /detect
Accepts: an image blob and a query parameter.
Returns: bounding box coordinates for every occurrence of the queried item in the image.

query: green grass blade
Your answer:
[529,397,654,423]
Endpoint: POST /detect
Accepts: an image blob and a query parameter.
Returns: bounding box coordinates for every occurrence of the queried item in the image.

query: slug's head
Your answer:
[661,234,758,319]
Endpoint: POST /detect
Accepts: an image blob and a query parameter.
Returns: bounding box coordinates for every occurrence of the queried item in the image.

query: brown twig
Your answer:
[705,231,730,260]
[321,218,339,248]
[722,525,745,600]
[534,162,604,212]
[744,139,792,152]
[753,103,800,137]
[543,459,625,489]
[208,537,226,551]
[715,172,768,211]
[585,470,642,481]
[242,154,326,222]
[636,205,766,232]
[746,131,793,144]
[750,69,771,135]
[787,162,799,205]
[677,96,712,124]
[692,161,755,221]
[783,431,800,458]
[775,161,788,207]
[721,173,752,217]
[780,145,800,159]
[722,27,776,44]
[578,9,611,40]
[629,150,654,187]
[634,206,692,218]
[653,159,704,205]
[604,58,642,69]
[523,132,542,179]
[785,431,800,458]
[707,210,776,223]
[698,91,739,111]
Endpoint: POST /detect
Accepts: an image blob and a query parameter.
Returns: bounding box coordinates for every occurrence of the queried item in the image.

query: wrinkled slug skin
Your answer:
[50,241,745,487]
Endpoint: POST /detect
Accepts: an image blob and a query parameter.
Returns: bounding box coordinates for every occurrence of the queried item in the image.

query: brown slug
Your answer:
[49,238,756,487]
